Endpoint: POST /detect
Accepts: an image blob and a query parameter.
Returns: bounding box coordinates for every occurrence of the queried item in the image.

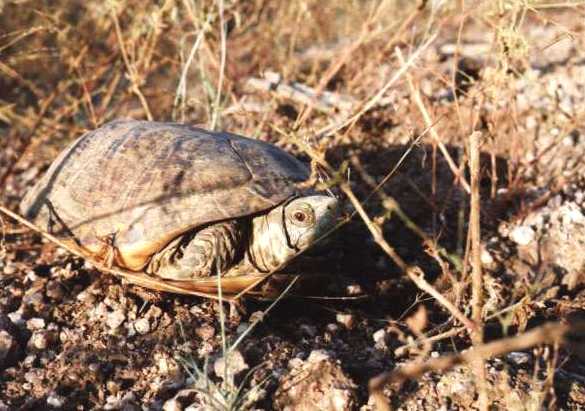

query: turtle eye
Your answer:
[287,204,315,227]
[293,211,306,222]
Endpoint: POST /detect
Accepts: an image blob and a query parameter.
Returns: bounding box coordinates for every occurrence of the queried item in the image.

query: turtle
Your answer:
[20,119,339,297]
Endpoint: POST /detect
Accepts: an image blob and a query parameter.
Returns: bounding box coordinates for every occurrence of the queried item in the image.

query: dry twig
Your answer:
[468,130,487,409]
[210,0,226,130]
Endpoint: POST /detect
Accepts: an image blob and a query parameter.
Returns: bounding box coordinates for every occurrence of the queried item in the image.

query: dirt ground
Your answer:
[1,1,585,410]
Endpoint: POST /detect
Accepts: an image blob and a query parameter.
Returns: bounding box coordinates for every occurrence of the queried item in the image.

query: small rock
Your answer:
[104,392,138,411]
[195,324,215,341]
[274,350,357,411]
[28,330,51,350]
[372,328,387,348]
[106,310,126,330]
[137,305,160,329]
[189,305,204,316]
[59,328,80,344]
[346,284,363,295]
[157,356,171,375]
[560,203,585,224]
[47,393,65,408]
[107,381,120,395]
[133,318,150,335]
[162,399,182,411]
[480,248,494,265]
[23,354,36,367]
[76,290,93,303]
[509,225,535,245]
[436,367,475,408]
[25,270,41,282]
[307,350,331,363]
[24,369,44,385]
[336,313,355,329]
[507,351,531,365]
[288,357,304,369]
[8,284,23,297]
[23,290,46,312]
[214,349,249,381]
[7,311,25,327]
[164,389,199,411]
[3,264,16,275]
[26,318,46,331]
[0,312,22,375]
[46,281,65,300]
[236,322,250,335]
[249,311,265,323]
[52,263,77,280]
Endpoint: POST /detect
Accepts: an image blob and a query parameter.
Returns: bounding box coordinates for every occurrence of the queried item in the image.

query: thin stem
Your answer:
[210,0,226,130]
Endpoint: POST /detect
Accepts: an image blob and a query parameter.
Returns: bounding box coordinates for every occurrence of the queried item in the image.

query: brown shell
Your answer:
[21,119,309,271]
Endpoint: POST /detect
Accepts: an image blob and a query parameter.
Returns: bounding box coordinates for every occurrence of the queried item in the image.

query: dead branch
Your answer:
[469,130,487,409]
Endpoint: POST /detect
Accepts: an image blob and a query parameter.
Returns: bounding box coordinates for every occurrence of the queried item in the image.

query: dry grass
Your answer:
[2,0,585,409]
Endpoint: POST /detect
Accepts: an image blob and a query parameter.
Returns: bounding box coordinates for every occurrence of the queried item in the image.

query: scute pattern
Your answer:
[21,120,309,270]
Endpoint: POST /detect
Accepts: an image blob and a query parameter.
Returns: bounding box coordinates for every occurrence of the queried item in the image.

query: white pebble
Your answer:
[162,399,182,411]
[509,226,535,245]
[26,318,46,331]
[106,310,126,330]
[7,311,25,327]
[46,393,65,408]
[133,318,150,335]
[29,330,50,350]
[346,284,363,295]
[372,329,387,345]
[336,313,355,329]
[507,351,531,365]
[307,349,331,363]
[480,248,494,265]
[214,349,249,380]
[561,204,585,224]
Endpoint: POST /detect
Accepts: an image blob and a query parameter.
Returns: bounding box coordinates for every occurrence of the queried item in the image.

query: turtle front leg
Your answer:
[147,220,246,280]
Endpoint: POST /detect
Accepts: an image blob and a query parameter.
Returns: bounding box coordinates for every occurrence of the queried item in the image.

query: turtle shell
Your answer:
[21,119,310,271]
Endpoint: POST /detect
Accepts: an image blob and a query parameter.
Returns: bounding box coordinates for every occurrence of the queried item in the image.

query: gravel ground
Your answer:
[1,4,585,410]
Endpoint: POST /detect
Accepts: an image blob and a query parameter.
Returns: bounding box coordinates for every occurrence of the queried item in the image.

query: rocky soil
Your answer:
[1,3,585,410]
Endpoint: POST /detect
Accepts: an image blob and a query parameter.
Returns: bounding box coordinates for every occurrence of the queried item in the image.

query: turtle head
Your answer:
[248,195,339,272]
